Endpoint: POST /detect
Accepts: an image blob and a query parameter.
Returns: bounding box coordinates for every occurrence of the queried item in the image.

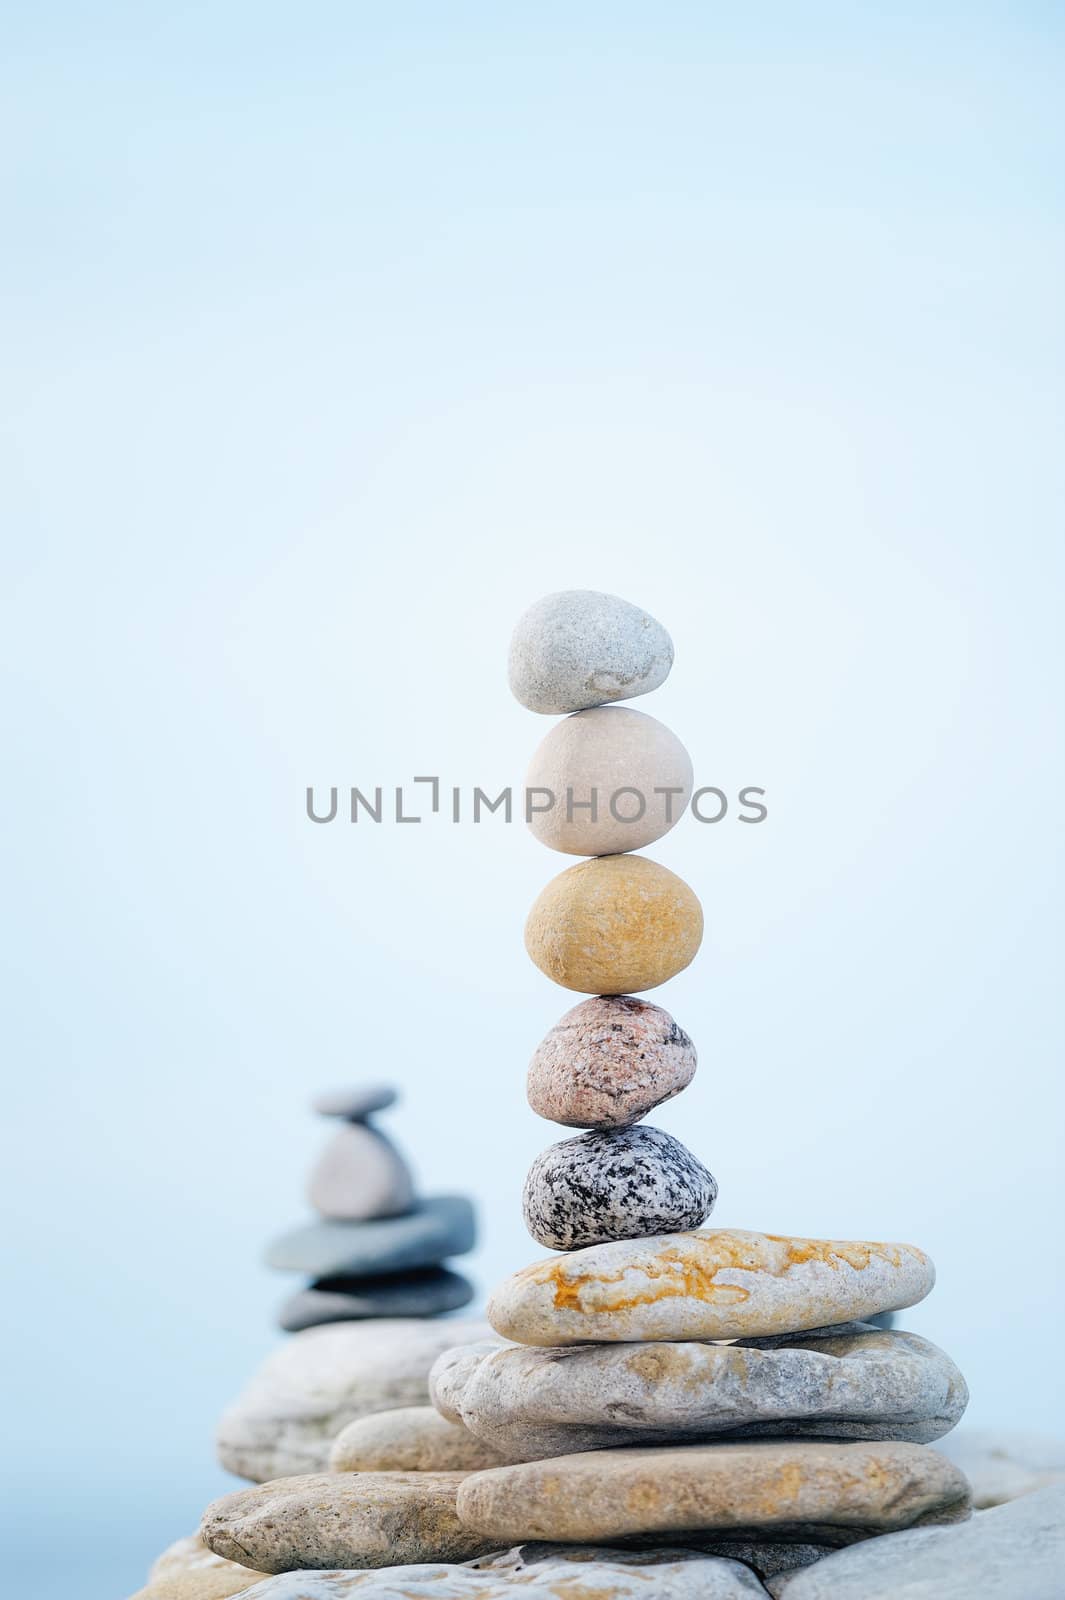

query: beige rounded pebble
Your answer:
[524,854,703,995]
[525,706,693,856]
[329,1406,512,1473]
[455,1440,972,1547]
[526,994,696,1128]
[306,1123,414,1222]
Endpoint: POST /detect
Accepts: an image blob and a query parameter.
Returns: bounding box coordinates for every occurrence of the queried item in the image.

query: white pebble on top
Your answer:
[508,590,674,714]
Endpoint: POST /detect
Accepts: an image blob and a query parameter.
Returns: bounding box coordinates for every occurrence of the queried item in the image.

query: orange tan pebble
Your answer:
[523,853,703,995]
[486,1228,935,1346]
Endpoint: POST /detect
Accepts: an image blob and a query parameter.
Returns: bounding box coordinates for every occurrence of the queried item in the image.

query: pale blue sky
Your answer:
[2,6,1063,1597]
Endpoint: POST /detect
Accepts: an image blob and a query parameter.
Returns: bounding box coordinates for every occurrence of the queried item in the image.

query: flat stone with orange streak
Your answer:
[486,1229,935,1346]
[455,1440,972,1548]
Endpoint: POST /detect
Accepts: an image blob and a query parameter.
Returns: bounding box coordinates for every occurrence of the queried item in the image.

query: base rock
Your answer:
[128,1533,265,1599]
[232,1543,770,1597]
[769,1482,1065,1598]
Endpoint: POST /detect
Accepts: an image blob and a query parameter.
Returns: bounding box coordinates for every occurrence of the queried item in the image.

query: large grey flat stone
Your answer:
[235,1543,770,1597]
[770,1482,1065,1598]
[434,1327,968,1459]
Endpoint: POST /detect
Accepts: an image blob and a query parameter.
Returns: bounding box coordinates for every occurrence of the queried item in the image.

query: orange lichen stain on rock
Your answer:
[752,1459,807,1517]
[762,1235,907,1273]
[624,1479,664,1516]
[526,1246,751,1316]
[547,1586,620,1600]
[624,1346,696,1383]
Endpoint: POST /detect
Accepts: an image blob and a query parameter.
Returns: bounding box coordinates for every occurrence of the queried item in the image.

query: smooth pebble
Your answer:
[525,707,692,855]
[306,1123,414,1221]
[522,1125,716,1250]
[527,994,696,1129]
[311,1084,399,1121]
[508,590,674,715]
[524,854,703,994]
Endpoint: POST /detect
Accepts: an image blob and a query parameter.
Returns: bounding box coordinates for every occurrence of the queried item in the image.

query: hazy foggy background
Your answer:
[3,5,1063,1595]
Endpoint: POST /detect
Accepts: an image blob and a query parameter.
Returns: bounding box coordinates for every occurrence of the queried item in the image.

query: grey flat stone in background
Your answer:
[279,1267,474,1330]
[769,1482,1065,1598]
[265,1196,476,1277]
[311,1084,399,1121]
[215,1317,493,1481]
[508,589,674,714]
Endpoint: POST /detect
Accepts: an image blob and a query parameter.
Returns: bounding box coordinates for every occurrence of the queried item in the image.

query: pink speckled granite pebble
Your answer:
[526,995,696,1129]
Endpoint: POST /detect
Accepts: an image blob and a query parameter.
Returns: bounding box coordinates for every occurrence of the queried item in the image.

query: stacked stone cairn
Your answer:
[431,591,976,1588]
[265,1083,477,1332]
[174,592,1017,1599]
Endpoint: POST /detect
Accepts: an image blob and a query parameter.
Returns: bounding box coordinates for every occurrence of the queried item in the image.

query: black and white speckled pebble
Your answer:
[522,1125,717,1251]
